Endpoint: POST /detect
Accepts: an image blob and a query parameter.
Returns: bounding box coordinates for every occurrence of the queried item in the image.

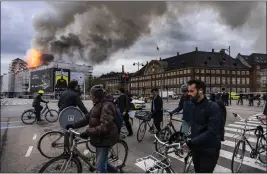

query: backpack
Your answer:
[207,100,226,141]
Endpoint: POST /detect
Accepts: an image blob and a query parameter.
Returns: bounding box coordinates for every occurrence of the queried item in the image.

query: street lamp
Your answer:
[133,62,144,95]
[220,46,232,105]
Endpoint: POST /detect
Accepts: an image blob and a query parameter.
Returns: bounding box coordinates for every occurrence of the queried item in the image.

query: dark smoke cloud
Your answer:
[31,1,265,65]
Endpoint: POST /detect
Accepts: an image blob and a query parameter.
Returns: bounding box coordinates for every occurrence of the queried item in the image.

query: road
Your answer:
[0,98,266,173]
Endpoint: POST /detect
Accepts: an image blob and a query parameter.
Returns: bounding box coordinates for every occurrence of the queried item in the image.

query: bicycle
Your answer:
[136,133,186,173]
[39,128,128,173]
[231,112,267,173]
[135,110,157,142]
[21,102,58,124]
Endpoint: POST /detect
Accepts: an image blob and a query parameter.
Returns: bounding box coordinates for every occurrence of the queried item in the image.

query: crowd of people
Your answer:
[32,79,267,173]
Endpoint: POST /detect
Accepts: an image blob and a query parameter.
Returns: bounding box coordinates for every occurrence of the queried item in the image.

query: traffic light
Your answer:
[120,73,130,83]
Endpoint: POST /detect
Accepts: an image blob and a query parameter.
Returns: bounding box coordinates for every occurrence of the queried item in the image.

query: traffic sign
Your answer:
[58,106,84,131]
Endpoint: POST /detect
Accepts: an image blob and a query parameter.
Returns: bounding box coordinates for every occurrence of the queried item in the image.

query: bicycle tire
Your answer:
[155,127,172,153]
[137,121,147,142]
[38,131,65,158]
[231,140,246,173]
[45,109,59,123]
[259,133,267,164]
[38,155,82,173]
[109,139,129,168]
[21,109,36,124]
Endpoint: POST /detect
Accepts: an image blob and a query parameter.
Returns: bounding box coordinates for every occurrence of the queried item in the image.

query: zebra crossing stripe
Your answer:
[224,132,257,143]
[225,127,255,134]
[228,124,266,132]
[234,122,261,127]
[219,149,266,171]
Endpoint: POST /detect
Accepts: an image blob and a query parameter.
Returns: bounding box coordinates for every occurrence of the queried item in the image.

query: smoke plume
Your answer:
[31,1,265,65]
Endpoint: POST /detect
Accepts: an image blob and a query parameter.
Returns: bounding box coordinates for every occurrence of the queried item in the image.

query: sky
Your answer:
[1,1,266,76]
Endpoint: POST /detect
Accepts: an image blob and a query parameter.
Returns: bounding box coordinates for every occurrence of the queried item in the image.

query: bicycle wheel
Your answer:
[38,155,82,173]
[109,139,128,168]
[259,133,267,164]
[137,121,147,142]
[38,131,65,158]
[183,152,194,173]
[21,109,36,124]
[45,109,59,123]
[86,141,96,154]
[231,140,246,173]
[155,127,172,153]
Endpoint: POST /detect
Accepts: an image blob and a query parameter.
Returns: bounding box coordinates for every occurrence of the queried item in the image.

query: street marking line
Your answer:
[0,126,25,130]
[234,122,260,127]
[224,132,257,143]
[33,134,37,140]
[25,146,33,157]
[228,124,266,131]
[1,121,22,124]
[240,120,262,124]
[225,127,255,134]
[219,149,266,171]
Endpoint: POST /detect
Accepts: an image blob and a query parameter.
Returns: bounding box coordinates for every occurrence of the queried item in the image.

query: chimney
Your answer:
[195,47,198,51]
[177,52,179,56]
[212,49,214,52]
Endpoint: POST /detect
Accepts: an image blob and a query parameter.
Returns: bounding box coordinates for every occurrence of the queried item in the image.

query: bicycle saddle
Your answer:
[168,131,187,144]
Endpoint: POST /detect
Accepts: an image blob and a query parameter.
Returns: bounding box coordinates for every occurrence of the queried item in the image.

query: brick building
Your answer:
[130,48,261,95]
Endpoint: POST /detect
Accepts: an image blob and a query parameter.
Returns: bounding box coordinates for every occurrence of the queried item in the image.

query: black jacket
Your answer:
[58,89,88,115]
[115,94,130,113]
[151,95,163,121]
[187,97,221,150]
[32,94,46,107]
[263,102,267,116]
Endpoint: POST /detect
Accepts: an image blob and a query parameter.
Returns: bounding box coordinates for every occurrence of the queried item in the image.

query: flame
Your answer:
[26,49,42,69]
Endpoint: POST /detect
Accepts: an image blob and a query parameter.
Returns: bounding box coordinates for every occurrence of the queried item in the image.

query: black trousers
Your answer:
[153,117,162,134]
[192,149,220,173]
[123,113,133,134]
[34,105,43,121]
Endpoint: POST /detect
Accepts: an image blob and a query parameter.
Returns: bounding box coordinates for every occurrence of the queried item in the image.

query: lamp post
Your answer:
[133,62,144,96]
[220,46,231,105]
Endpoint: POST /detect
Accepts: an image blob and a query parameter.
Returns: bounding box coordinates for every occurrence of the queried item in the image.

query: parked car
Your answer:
[130,98,146,110]
[230,92,240,100]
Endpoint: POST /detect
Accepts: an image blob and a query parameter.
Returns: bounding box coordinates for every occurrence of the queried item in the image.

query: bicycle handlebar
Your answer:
[232,113,264,122]
[68,128,81,136]
[154,134,182,149]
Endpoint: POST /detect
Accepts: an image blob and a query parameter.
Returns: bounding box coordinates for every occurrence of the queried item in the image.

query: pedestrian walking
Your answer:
[249,93,254,106]
[150,88,163,135]
[65,85,119,173]
[170,84,191,136]
[115,88,133,136]
[237,91,243,105]
[183,80,222,173]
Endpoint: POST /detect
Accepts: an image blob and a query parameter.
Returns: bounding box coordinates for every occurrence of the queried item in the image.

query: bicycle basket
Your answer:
[136,152,170,173]
[135,111,152,121]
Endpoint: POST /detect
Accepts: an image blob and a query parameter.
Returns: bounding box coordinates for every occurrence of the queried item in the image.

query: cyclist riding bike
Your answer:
[58,80,88,115]
[32,90,48,122]
[170,84,191,136]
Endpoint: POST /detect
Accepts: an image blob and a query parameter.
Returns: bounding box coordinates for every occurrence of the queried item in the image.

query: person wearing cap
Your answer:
[115,88,133,136]
[151,87,163,134]
[32,90,48,122]
[65,85,119,173]
[58,80,88,115]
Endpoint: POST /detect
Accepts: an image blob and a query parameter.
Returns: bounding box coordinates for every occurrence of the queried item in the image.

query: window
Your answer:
[180,71,183,75]
[206,69,210,73]
[173,78,176,84]
[246,78,250,84]
[184,70,187,74]
[222,77,226,84]
[177,71,179,75]
[216,77,220,84]
[241,71,245,75]
[195,69,199,73]
[232,71,236,75]
[222,70,225,74]
[246,88,250,92]
[201,76,205,82]
[211,77,215,84]
[216,70,220,74]
[173,72,176,76]
[232,78,236,84]
[183,77,187,83]
[187,76,191,82]
[237,78,240,84]
[195,76,199,80]
[237,71,240,75]
[180,78,183,84]
[177,78,180,84]
[246,71,249,75]
[242,78,246,84]
[211,70,215,74]
[201,69,205,74]
[187,69,191,73]
[206,77,210,84]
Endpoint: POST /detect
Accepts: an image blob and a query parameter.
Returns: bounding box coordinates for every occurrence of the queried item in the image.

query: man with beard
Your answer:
[183,80,221,173]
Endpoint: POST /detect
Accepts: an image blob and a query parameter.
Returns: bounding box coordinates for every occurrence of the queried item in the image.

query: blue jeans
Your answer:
[96,147,118,173]
[181,120,190,136]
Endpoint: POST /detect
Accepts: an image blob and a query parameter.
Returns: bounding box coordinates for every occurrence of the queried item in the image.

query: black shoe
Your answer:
[127,133,133,137]
[37,119,44,122]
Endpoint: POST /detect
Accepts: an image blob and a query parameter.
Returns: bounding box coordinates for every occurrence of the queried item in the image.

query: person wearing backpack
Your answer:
[210,93,227,141]
[115,88,133,136]
[182,80,221,173]
[65,85,120,173]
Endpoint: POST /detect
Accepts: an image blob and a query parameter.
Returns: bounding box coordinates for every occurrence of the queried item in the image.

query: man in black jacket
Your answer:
[183,80,221,173]
[151,88,163,134]
[58,80,88,115]
[32,90,48,122]
[115,88,133,136]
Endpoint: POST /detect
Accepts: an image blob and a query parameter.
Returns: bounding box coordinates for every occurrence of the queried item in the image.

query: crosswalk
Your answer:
[135,115,267,173]
[1,100,31,106]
